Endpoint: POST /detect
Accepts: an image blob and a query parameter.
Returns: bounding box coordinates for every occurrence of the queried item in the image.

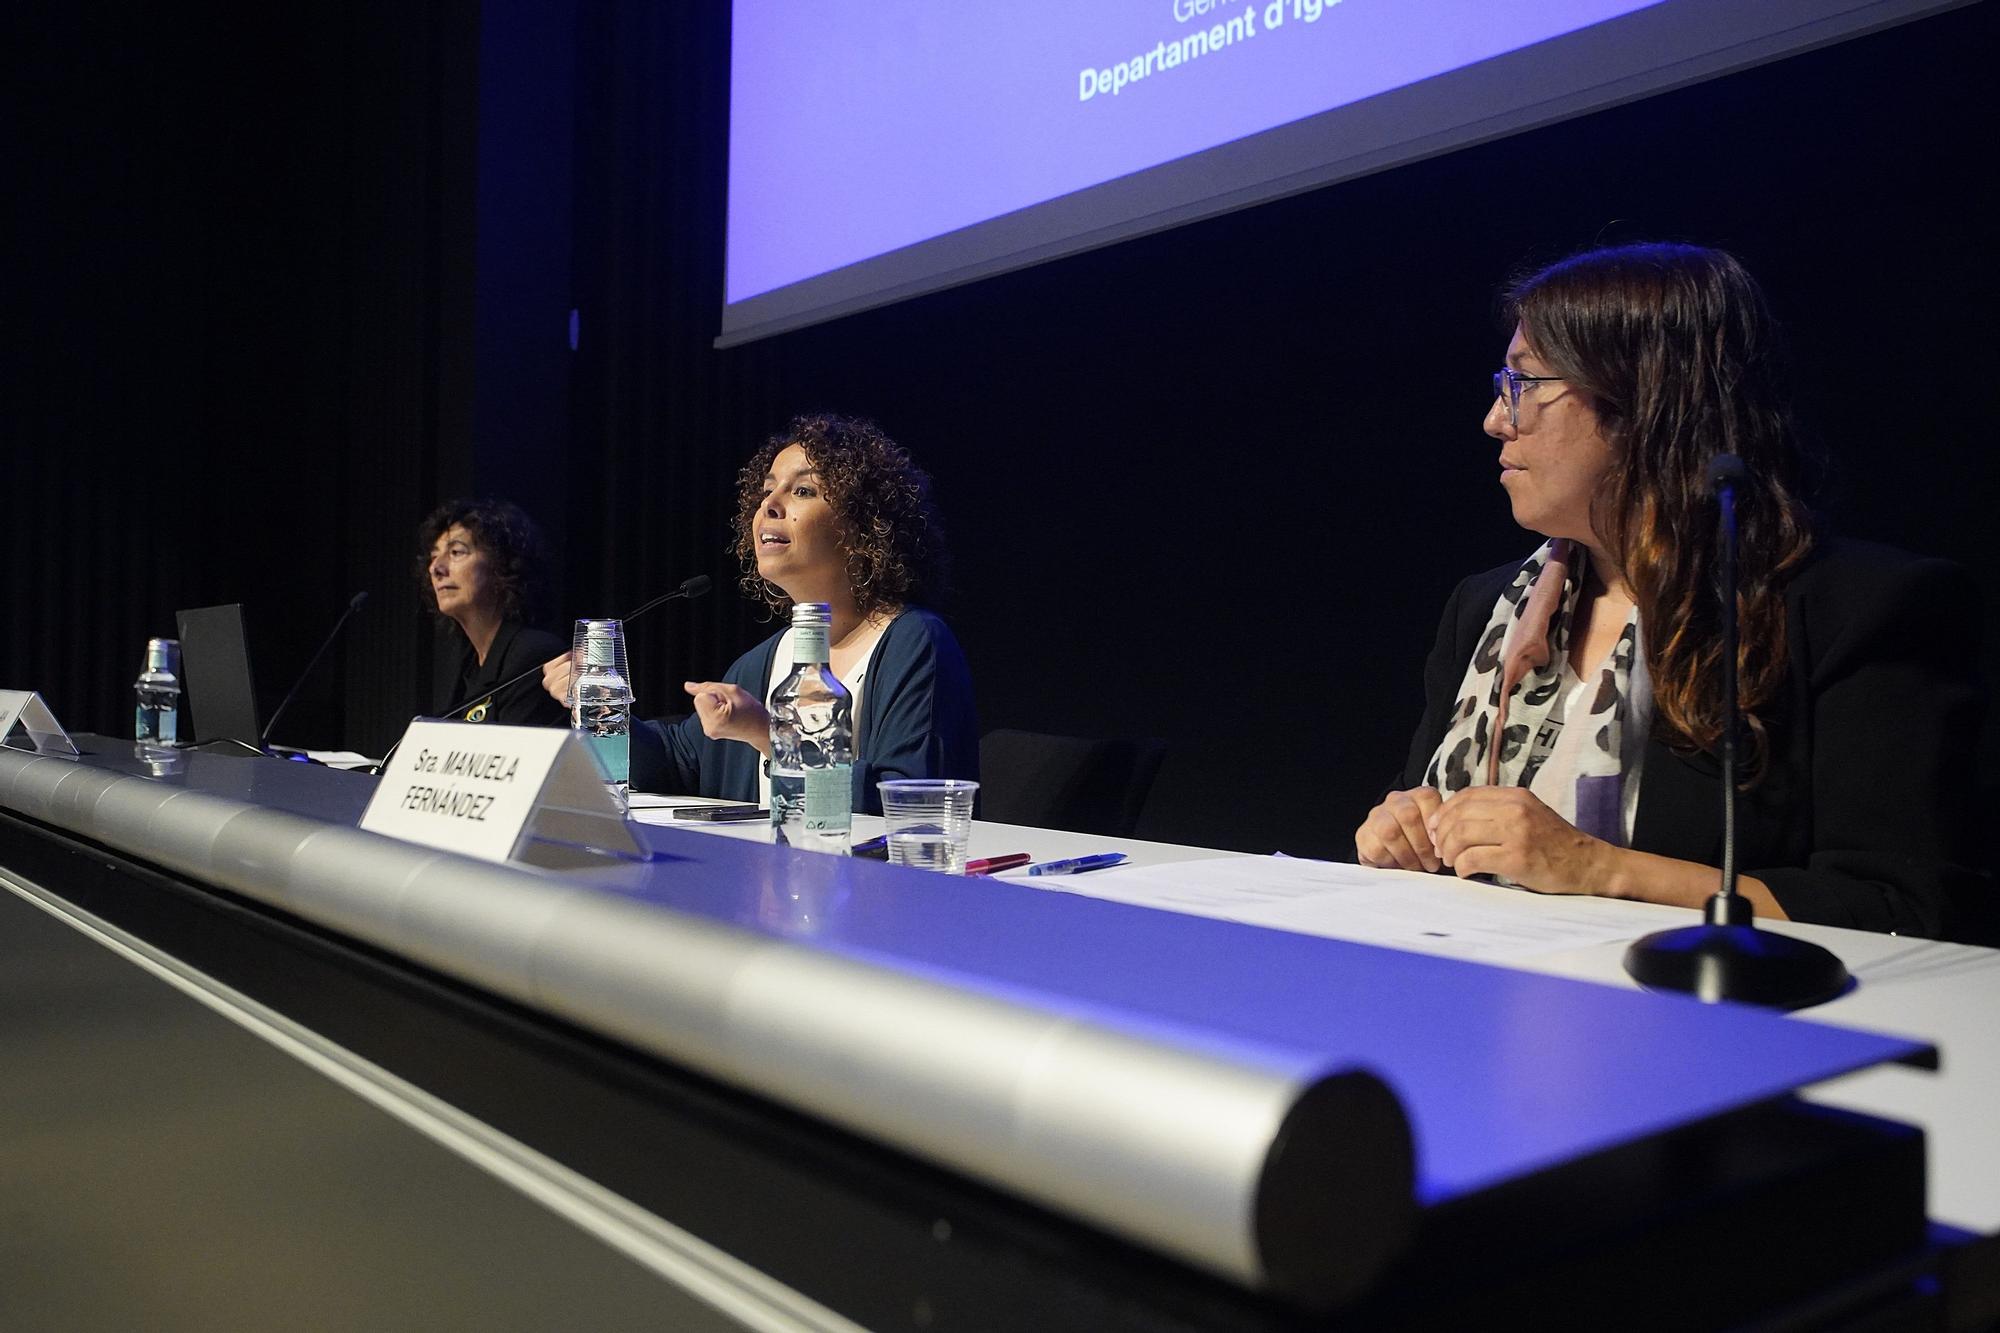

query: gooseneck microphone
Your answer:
[1622,456,1849,1009]
[369,574,714,777]
[429,574,714,727]
[262,591,370,748]
[621,574,713,623]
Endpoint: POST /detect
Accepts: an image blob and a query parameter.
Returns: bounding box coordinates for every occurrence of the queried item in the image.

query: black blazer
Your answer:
[431,620,569,728]
[1398,539,1987,939]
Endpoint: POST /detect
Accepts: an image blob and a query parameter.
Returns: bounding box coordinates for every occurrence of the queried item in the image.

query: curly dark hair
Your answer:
[732,414,951,620]
[1505,242,1818,776]
[415,497,551,624]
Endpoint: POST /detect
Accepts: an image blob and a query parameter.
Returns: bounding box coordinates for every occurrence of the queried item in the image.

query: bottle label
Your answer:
[792,625,829,664]
[803,764,851,831]
[587,730,629,785]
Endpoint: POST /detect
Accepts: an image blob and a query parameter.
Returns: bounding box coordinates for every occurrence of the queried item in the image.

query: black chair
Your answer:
[976,729,1166,838]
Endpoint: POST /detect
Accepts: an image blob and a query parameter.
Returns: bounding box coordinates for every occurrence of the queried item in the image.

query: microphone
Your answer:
[623,574,713,622]
[370,574,713,777]
[1623,455,1849,1008]
[430,574,713,725]
[262,591,370,748]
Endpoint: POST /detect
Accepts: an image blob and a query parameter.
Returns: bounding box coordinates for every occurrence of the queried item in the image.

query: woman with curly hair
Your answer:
[420,497,567,727]
[1354,243,1983,938]
[546,413,977,811]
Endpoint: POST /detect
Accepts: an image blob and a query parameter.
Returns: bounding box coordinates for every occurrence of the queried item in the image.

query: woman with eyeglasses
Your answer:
[542,413,978,812]
[1353,243,1983,939]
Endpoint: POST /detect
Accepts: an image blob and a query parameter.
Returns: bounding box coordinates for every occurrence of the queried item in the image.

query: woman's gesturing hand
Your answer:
[684,680,770,749]
[1427,786,1611,892]
[1355,787,1446,872]
[541,653,574,706]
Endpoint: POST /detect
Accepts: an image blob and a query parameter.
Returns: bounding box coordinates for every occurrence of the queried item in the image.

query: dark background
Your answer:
[8,1,1994,859]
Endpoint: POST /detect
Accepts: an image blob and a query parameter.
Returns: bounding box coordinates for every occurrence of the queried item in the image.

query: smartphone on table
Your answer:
[672,804,768,822]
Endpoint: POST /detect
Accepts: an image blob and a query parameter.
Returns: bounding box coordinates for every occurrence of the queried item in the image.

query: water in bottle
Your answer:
[767,602,852,854]
[571,619,631,807]
[134,638,181,745]
[768,762,806,839]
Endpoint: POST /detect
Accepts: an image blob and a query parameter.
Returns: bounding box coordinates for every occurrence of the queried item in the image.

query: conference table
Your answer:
[696,807,1999,1236]
[672,801,2000,1243]
[3,738,1995,1330]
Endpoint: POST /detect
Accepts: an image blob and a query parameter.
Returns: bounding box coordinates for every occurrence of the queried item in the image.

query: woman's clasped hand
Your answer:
[1358,786,1618,895]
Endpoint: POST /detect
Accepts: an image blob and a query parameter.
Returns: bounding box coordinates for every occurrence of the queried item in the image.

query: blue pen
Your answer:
[1027,852,1128,877]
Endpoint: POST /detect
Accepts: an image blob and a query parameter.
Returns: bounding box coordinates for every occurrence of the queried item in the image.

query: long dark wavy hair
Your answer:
[415,497,551,624]
[733,413,950,620]
[1507,243,1818,770]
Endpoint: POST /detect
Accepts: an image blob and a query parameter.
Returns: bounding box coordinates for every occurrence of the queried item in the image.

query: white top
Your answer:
[755,622,887,807]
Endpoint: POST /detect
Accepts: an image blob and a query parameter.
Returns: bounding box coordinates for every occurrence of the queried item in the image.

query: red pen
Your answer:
[965,852,1031,876]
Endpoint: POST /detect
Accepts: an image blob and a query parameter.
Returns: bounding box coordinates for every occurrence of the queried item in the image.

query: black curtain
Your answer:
[560,2,786,724]
[9,0,479,757]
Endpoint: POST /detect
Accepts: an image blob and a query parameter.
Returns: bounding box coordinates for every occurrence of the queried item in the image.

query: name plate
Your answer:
[0,689,80,758]
[361,721,646,866]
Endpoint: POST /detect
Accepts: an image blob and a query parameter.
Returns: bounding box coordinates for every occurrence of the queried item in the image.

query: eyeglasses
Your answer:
[1492,368,1565,428]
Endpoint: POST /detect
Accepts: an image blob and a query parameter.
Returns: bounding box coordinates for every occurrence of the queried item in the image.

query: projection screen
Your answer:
[720,0,1967,346]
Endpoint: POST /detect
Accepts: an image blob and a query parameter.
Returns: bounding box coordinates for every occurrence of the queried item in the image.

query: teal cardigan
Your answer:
[630,607,978,814]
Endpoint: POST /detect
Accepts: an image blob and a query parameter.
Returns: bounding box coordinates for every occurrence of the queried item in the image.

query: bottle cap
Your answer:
[145,638,180,674]
[790,602,832,629]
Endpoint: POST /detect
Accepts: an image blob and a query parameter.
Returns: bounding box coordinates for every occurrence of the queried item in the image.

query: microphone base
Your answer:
[1623,894,1852,1011]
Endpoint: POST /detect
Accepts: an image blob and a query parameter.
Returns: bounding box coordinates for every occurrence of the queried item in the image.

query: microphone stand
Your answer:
[1623,456,1848,1009]
[262,591,370,751]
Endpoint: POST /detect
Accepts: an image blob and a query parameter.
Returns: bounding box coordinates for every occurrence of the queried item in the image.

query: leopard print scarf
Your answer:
[1422,539,1642,845]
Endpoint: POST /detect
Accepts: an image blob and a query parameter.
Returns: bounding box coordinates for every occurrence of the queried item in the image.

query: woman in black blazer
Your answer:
[1354,244,1983,939]
[419,498,568,728]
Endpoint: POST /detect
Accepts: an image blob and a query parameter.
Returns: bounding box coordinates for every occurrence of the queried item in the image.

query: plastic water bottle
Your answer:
[571,620,631,807]
[134,638,181,745]
[768,602,852,853]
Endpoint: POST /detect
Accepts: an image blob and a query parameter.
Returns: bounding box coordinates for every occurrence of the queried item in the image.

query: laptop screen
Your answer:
[176,603,263,747]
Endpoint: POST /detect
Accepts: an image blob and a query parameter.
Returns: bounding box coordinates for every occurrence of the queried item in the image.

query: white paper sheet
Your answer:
[1014,855,1671,962]
[302,749,381,770]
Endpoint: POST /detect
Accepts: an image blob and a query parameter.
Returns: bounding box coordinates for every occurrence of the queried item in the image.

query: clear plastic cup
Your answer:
[877,778,980,874]
[570,618,629,709]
